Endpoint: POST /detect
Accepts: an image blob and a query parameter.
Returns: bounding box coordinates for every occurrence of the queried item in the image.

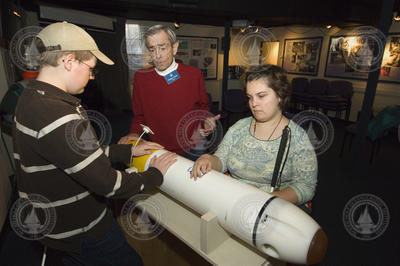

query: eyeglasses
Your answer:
[147,43,171,55]
[78,61,98,77]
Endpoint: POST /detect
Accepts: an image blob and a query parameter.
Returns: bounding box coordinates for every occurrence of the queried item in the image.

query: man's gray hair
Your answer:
[144,25,177,47]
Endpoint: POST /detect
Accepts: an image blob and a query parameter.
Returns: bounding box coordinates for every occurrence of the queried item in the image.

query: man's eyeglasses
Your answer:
[147,43,170,55]
[79,61,98,77]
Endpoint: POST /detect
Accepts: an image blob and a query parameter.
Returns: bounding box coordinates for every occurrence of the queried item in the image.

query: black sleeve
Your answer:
[105,144,132,164]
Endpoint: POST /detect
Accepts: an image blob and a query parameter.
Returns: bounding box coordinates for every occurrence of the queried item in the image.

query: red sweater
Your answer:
[130,63,210,154]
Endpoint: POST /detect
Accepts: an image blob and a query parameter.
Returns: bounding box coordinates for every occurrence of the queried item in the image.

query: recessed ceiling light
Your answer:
[173,22,180,29]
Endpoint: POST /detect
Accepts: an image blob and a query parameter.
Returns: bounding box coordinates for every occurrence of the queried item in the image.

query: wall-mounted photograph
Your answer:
[380,33,400,83]
[282,37,322,76]
[325,35,378,80]
[175,36,218,79]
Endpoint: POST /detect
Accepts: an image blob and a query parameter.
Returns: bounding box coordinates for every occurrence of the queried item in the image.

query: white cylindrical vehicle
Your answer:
[131,149,327,265]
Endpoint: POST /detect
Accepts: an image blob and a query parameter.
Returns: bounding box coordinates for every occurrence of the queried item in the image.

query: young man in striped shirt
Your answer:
[12,21,176,265]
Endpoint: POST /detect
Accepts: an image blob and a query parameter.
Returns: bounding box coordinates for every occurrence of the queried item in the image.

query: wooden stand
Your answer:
[126,190,285,266]
[200,212,229,254]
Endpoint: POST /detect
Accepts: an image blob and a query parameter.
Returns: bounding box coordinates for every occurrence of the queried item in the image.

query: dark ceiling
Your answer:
[18,0,399,28]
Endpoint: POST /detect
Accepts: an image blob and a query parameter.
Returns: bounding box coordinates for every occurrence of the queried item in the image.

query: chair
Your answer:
[340,105,400,163]
[304,79,329,110]
[317,81,353,120]
[222,89,250,130]
[367,105,400,141]
[290,77,309,111]
[292,78,328,111]
[340,122,381,164]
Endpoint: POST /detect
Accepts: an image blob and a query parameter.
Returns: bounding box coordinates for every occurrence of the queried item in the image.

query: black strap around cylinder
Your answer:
[252,196,277,247]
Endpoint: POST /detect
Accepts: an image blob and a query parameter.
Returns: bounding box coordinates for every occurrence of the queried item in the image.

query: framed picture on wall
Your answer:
[324,35,378,80]
[379,33,400,83]
[175,36,218,80]
[282,37,322,76]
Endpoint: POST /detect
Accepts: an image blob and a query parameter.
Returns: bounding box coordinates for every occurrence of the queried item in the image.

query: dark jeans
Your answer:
[62,218,143,266]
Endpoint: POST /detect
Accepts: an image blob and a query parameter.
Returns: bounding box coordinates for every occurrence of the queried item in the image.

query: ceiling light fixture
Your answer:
[173,22,180,29]
[326,25,332,29]
[394,12,400,21]
[12,11,22,18]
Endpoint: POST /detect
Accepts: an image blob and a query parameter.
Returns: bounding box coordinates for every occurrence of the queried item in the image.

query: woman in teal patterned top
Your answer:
[191,65,317,205]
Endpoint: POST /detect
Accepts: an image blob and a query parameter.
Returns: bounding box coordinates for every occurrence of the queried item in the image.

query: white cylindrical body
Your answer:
[139,150,326,265]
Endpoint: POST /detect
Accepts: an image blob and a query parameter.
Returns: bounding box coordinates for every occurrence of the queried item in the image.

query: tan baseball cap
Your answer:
[37,21,114,65]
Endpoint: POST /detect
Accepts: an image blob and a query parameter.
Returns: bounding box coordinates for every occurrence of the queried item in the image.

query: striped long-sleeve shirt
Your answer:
[12,79,163,253]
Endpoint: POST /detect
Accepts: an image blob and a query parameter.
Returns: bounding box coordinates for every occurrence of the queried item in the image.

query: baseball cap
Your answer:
[37,21,114,65]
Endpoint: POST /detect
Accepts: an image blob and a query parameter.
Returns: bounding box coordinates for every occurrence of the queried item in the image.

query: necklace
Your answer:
[254,114,283,141]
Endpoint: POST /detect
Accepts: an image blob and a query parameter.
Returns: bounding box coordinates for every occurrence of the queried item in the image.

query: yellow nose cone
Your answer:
[128,141,158,172]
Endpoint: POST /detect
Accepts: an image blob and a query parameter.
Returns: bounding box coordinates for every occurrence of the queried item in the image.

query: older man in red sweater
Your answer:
[119,25,220,160]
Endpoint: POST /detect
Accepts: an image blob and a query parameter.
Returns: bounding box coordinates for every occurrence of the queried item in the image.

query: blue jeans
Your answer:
[62,218,143,266]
